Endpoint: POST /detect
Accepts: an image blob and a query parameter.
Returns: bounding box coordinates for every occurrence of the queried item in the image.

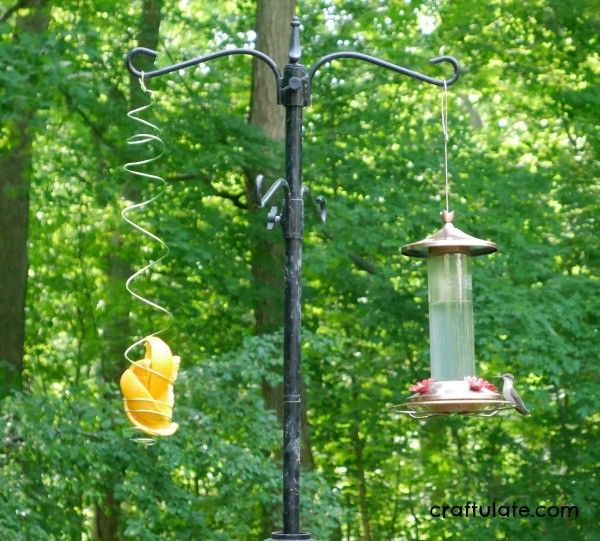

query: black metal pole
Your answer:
[273,17,312,541]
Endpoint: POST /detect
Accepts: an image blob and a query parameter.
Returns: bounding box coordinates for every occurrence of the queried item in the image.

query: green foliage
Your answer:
[1,0,598,539]
[1,334,339,540]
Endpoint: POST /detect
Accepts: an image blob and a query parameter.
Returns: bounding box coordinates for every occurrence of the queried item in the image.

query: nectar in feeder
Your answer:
[428,250,474,380]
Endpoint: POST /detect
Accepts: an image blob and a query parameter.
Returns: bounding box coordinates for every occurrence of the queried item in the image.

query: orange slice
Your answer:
[120,336,180,436]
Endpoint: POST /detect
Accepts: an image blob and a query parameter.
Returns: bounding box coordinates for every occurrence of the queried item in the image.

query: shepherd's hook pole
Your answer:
[125,14,460,541]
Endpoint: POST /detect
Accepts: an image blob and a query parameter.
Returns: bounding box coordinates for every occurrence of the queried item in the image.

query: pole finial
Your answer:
[289,15,301,64]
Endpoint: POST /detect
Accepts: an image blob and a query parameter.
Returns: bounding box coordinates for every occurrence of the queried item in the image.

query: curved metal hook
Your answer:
[125,46,282,87]
[126,47,158,76]
[308,52,460,87]
[429,55,460,86]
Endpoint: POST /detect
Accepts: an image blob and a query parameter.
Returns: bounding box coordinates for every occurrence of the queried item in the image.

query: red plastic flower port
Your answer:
[465,376,497,393]
[409,378,432,395]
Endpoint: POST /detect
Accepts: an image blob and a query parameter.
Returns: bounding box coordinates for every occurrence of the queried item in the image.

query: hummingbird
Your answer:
[500,373,530,416]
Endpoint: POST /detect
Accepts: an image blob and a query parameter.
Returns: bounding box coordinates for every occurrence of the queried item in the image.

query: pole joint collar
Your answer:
[281,64,310,106]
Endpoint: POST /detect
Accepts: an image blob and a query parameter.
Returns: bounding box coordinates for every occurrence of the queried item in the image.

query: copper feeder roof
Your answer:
[401,210,497,258]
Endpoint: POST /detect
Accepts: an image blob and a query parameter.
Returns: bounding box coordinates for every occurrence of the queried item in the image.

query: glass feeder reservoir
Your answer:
[400,210,506,416]
[427,249,474,381]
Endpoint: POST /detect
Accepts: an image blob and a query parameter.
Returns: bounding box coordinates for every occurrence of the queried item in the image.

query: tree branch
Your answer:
[159,37,196,97]
[167,172,247,209]
[460,94,482,130]
[0,0,29,23]
[60,87,116,149]
[558,102,585,153]
[349,252,378,275]
[322,230,379,275]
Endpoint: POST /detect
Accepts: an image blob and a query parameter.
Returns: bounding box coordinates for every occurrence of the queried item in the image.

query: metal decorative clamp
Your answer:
[256,175,326,230]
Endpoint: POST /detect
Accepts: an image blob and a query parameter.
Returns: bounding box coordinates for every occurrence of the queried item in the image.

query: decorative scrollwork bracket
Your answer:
[255,174,289,230]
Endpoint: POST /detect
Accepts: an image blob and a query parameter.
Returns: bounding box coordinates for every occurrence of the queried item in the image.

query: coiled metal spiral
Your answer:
[121,91,177,442]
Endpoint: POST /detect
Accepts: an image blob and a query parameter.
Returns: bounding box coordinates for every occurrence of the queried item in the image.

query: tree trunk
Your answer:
[0,0,49,398]
[102,0,164,384]
[246,0,296,332]
[350,379,373,541]
[129,0,164,108]
[93,490,120,541]
[0,120,32,398]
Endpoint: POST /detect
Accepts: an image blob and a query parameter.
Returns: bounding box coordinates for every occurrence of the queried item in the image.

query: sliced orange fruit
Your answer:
[120,336,180,436]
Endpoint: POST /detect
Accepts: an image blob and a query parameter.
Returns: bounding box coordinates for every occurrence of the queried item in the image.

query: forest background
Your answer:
[0,0,598,540]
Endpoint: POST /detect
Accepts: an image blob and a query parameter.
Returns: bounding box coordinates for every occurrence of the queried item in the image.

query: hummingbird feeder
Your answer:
[398,209,510,418]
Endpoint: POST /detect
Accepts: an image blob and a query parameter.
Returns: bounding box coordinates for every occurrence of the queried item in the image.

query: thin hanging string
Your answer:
[122,72,173,443]
[139,70,149,93]
[441,80,450,211]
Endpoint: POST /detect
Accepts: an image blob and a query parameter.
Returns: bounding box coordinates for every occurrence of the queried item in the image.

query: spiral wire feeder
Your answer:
[121,84,178,443]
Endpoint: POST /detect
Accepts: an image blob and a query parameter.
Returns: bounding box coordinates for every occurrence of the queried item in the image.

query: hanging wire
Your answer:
[122,72,174,443]
[441,80,450,211]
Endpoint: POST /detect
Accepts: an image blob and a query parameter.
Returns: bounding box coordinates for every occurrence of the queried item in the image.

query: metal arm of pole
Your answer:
[125,46,282,99]
[308,52,460,88]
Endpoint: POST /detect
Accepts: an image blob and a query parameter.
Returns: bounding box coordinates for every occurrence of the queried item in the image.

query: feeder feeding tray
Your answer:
[394,380,513,419]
